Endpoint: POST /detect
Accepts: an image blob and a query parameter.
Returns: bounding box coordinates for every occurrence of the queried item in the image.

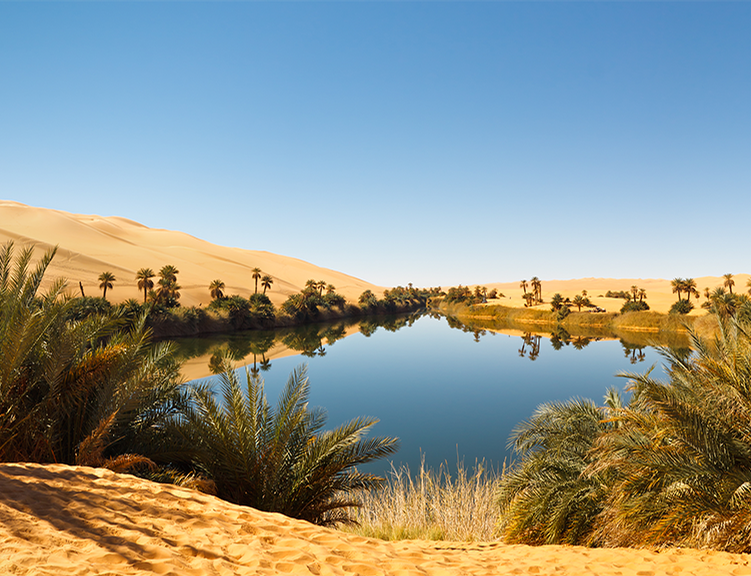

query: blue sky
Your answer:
[1,2,749,288]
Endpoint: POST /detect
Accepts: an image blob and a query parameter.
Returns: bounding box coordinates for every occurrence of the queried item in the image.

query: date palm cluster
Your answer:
[499,301,751,552]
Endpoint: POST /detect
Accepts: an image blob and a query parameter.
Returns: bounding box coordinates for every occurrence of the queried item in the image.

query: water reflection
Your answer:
[173,311,426,380]
[440,313,692,361]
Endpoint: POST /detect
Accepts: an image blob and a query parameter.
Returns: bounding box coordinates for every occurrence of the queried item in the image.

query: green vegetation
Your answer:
[670,298,694,315]
[497,304,751,552]
[432,299,716,341]
[0,242,398,527]
[498,393,620,544]
[620,300,649,313]
[0,242,184,468]
[443,285,499,305]
[178,360,398,526]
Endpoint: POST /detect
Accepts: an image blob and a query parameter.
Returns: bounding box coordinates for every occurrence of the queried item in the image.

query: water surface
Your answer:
[174,314,685,475]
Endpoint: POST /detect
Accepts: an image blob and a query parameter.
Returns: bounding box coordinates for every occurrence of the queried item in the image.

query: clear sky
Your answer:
[1,2,749,288]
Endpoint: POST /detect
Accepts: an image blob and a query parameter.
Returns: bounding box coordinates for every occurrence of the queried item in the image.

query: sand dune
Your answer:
[3,463,751,576]
[2,201,746,315]
[0,201,381,307]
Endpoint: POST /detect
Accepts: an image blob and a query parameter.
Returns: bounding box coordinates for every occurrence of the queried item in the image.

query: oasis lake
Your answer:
[173,312,690,476]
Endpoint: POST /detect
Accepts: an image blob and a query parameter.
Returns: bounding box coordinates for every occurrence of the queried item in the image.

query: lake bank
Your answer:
[431,300,719,343]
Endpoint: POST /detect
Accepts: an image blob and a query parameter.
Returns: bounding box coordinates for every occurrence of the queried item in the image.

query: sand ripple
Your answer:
[2,463,751,575]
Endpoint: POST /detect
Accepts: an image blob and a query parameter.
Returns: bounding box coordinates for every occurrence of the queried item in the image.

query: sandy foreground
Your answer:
[2,464,751,576]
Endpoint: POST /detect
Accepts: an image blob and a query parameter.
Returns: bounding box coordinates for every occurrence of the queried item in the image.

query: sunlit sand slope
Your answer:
[2,463,751,576]
[0,201,380,307]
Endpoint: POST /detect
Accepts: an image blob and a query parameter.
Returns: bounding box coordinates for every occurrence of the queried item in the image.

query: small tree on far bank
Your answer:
[209,279,225,300]
[98,271,116,300]
[136,268,155,303]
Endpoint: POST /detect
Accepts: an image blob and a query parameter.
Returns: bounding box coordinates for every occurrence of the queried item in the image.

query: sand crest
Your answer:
[2,464,750,576]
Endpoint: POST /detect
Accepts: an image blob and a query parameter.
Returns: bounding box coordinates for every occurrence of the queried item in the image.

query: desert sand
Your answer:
[2,463,751,576]
[1,201,747,315]
[0,201,381,308]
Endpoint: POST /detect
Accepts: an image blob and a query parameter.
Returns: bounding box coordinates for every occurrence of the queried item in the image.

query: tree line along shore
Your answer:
[84,264,438,339]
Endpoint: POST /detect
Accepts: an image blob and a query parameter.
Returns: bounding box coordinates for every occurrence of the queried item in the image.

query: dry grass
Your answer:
[346,458,502,542]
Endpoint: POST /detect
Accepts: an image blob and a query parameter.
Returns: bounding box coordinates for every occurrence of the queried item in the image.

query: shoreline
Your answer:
[431,300,719,344]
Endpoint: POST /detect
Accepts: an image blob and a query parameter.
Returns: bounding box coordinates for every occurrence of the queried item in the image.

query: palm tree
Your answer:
[0,241,185,465]
[531,277,541,304]
[157,265,180,305]
[724,273,735,294]
[520,280,528,296]
[671,278,685,301]
[98,271,116,300]
[178,361,399,526]
[209,279,225,300]
[638,289,647,303]
[261,275,273,294]
[590,308,751,551]
[251,267,262,294]
[498,393,619,545]
[684,278,698,302]
[159,264,179,283]
[135,268,155,303]
[573,294,585,311]
[631,285,638,301]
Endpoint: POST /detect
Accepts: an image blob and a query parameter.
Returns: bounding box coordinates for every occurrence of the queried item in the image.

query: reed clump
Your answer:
[346,458,502,542]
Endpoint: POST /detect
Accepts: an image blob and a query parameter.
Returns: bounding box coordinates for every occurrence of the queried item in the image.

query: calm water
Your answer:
[174,313,683,475]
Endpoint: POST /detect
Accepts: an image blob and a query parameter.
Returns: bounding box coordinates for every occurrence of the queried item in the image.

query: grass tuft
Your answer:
[345,457,502,542]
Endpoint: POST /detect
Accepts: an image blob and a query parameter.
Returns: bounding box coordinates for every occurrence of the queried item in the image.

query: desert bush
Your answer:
[620,301,650,313]
[669,299,694,315]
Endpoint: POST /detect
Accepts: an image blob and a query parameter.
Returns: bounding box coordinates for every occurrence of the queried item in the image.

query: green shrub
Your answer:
[669,299,694,315]
[620,301,650,313]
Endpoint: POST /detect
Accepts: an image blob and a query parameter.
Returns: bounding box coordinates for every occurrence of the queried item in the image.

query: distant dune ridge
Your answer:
[0,200,381,307]
[1,201,747,313]
[3,463,751,576]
